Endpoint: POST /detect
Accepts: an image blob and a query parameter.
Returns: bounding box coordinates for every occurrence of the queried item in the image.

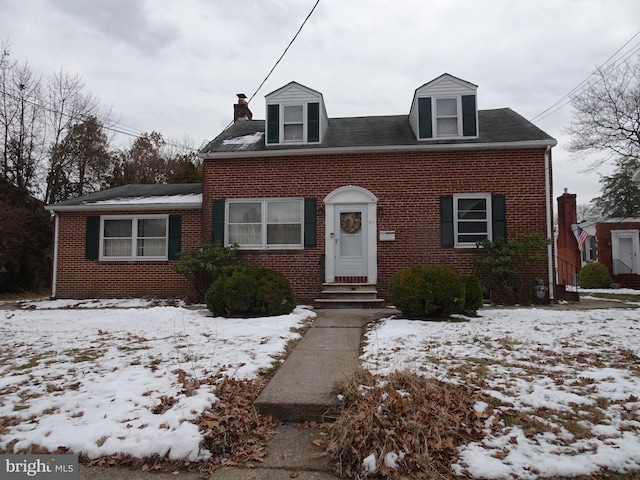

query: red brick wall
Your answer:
[54,209,202,300]
[556,192,581,285]
[203,148,552,302]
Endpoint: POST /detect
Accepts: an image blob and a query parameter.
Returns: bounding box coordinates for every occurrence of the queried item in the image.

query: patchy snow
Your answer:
[362,307,640,479]
[0,302,314,461]
[222,132,264,150]
[87,194,202,205]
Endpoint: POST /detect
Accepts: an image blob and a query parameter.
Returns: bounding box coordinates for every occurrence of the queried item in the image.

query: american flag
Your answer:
[577,226,589,251]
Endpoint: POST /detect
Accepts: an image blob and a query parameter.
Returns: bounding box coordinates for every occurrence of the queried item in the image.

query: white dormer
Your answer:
[409,74,478,140]
[265,82,328,145]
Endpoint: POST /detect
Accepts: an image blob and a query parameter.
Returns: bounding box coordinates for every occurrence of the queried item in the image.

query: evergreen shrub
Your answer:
[579,262,612,289]
[205,268,296,317]
[462,275,484,314]
[389,265,465,318]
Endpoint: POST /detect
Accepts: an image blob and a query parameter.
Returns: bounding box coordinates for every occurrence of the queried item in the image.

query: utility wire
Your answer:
[530,29,640,124]
[247,0,320,105]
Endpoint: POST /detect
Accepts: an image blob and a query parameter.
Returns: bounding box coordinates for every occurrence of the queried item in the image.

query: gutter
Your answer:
[545,145,555,303]
[44,202,202,213]
[50,211,59,299]
[201,139,558,160]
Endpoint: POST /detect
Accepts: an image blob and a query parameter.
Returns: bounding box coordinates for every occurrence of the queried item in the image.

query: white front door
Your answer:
[612,230,639,275]
[334,204,367,278]
[323,186,378,284]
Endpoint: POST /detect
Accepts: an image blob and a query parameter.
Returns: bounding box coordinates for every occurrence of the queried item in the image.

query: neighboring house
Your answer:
[556,190,640,289]
[47,73,557,304]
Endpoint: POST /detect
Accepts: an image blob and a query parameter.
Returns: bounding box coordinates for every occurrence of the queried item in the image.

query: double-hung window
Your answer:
[283,105,304,142]
[454,193,492,247]
[101,215,168,260]
[435,98,459,136]
[228,199,303,249]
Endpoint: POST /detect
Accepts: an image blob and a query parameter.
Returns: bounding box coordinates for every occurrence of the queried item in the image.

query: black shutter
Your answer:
[168,215,181,259]
[304,198,317,248]
[492,195,506,241]
[418,97,433,139]
[462,95,477,137]
[85,216,100,260]
[307,102,320,142]
[440,196,454,248]
[267,104,279,144]
[212,199,225,244]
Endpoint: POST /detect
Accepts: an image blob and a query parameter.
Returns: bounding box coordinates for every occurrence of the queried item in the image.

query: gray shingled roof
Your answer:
[200,109,555,155]
[47,183,202,208]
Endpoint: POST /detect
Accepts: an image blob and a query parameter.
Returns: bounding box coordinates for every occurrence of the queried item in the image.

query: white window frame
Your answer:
[281,104,306,143]
[100,215,169,261]
[434,96,461,138]
[581,236,597,264]
[226,198,304,250]
[453,193,492,248]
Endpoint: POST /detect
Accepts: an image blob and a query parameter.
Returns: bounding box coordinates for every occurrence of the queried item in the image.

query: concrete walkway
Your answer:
[255,307,395,422]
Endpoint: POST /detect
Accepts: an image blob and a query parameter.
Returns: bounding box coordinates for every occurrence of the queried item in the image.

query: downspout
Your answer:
[50,210,59,299]
[544,145,555,303]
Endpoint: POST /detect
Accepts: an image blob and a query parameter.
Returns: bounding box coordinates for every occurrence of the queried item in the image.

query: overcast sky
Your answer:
[1,0,639,205]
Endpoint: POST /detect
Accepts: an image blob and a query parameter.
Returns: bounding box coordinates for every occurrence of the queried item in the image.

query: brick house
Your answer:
[556,190,640,289]
[46,74,557,304]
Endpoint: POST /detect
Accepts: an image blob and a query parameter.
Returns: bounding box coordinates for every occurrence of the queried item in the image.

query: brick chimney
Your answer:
[233,93,253,123]
[556,189,581,284]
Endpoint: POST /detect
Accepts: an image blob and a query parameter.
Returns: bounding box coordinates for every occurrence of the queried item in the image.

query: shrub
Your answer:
[205,268,296,317]
[172,242,242,299]
[462,275,484,314]
[579,262,612,289]
[474,234,550,304]
[388,265,465,318]
[254,269,297,315]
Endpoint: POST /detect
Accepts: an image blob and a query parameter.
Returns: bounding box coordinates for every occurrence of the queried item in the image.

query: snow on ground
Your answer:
[362,307,640,479]
[0,302,314,461]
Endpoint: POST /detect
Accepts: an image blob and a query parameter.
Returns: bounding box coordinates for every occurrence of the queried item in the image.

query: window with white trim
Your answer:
[100,215,168,260]
[283,105,304,142]
[454,193,492,247]
[581,236,597,264]
[435,97,459,136]
[227,199,303,249]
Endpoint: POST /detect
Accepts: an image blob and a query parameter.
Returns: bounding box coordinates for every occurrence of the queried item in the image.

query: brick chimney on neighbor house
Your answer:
[233,93,253,123]
[556,188,581,284]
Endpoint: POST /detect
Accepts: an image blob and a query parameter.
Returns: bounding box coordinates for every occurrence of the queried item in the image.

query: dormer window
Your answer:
[265,82,327,145]
[435,98,459,136]
[283,105,304,142]
[410,74,479,141]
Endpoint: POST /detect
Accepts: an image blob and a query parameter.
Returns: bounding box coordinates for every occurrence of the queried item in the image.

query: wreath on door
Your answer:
[341,212,362,234]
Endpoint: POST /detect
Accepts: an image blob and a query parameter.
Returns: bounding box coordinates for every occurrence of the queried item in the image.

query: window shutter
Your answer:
[168,215,181,259]
[267,104,280,144]
[212,199,225,244]
[418,97,433,139]
[307,102,320,142]
[492,195,506,241]
[462,95,477,137]
[440,196,454,248]
[304,198,317,248]
[85,216,99,260]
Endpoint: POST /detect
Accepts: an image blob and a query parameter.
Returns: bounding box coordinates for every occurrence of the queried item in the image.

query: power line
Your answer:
[530,30,640,124]
[247,0,321,106]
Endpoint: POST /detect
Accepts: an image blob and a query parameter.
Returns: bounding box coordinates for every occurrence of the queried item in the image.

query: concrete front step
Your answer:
[315,283,385,309]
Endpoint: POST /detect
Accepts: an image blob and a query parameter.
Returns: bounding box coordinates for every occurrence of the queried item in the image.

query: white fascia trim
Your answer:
[45,202,202,213]
[201,139,557,160]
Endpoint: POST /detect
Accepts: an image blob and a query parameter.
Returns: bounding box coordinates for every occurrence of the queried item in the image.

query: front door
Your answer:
[612,230,639,275]
[334,204,367,279]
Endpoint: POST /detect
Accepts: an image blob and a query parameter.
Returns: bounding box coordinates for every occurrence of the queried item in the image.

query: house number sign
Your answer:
[341,212,362,234]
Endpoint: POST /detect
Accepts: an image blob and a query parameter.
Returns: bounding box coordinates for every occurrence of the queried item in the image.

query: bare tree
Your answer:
[0,56,44,193]
[44,69,101,203]
[565,55,640,168]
